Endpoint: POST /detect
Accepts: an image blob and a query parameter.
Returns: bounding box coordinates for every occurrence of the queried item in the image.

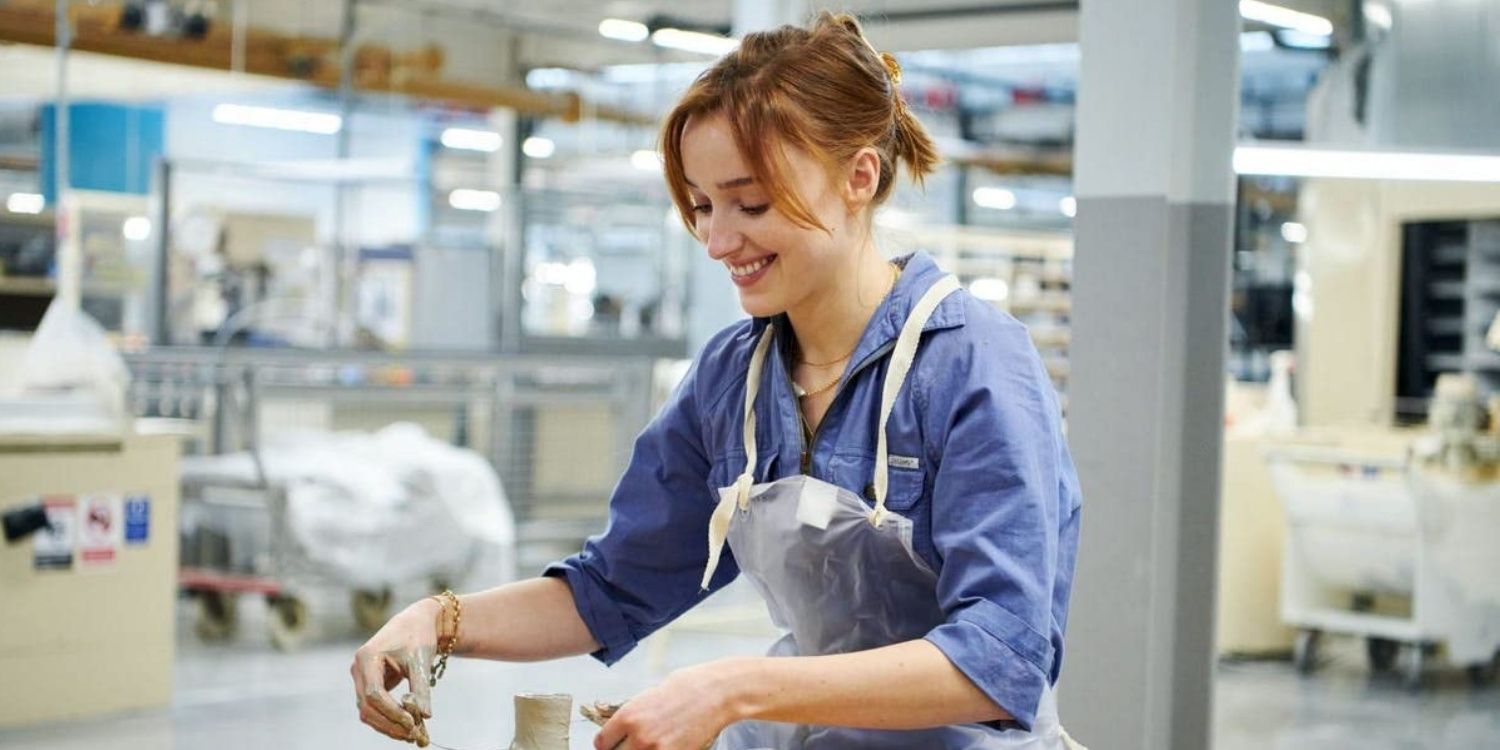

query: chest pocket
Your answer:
[829,452,928,513]
[707,449,781,496]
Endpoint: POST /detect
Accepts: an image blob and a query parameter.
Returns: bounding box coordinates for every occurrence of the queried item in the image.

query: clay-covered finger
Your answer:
[403,648,434,717]
[401,692,434,748]
[361,652,416,732]
[360,701,413,740]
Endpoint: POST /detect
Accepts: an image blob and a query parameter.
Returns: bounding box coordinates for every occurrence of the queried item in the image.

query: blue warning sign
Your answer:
[124,495,150,544]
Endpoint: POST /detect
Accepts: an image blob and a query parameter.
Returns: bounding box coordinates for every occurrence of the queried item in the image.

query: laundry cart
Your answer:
[1267,446,1500,687]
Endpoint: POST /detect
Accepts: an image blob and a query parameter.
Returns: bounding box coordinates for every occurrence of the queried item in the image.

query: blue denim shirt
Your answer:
[545,251,1083,731]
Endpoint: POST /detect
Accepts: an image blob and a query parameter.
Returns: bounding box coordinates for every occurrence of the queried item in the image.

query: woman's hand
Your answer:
[351,599,439,746]
[593,661,741,750]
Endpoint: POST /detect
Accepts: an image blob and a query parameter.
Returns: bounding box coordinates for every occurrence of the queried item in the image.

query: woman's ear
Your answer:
[842,146,882,214]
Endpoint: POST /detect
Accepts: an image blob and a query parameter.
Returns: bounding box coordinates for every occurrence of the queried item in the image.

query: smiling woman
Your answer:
[659,13,940,365]
[354,11,1084,750]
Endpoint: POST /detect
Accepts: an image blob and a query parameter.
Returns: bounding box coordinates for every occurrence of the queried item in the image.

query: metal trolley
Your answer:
[131,348,656,649]
[1267,446,1500,688]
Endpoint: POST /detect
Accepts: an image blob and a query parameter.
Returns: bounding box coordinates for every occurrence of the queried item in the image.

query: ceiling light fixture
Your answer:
[973,187,1017,211]
[5,192,44,214]
[523,137,556,159]
[1239,1,1334,36]
[1235,145,1500,182]
[599,19,649,42]
[440,128,502,153]
[650,28,738,56]
[212,103,341,134]
[448,189,502,212]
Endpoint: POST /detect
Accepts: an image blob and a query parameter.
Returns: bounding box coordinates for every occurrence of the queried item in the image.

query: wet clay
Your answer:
[509,693,571,750]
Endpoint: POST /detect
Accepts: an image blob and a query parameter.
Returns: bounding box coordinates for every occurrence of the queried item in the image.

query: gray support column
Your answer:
[488,31,524,354]
[1064,2,1240,749]
[490,106,522,354]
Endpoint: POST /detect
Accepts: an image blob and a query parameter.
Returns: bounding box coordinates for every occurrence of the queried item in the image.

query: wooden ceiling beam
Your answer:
[0,6,655,126]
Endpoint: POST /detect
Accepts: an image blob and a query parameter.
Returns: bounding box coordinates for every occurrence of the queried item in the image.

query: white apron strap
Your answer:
[871,275,961,528]
[701,323,777,590]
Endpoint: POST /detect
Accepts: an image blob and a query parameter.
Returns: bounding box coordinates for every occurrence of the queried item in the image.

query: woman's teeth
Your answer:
[730,256,773,277]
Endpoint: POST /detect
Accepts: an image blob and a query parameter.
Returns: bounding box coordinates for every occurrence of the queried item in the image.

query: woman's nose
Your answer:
[703,216,743,261]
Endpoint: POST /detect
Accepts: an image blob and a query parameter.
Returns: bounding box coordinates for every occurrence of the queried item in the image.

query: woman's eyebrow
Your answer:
[685,176,756,190]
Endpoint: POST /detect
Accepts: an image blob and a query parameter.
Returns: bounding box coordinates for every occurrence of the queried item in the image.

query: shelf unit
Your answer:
[1395,218,1500,422]
[883,225,1073,397]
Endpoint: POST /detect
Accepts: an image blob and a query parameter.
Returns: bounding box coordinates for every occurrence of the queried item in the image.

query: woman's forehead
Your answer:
[681,115,748,181]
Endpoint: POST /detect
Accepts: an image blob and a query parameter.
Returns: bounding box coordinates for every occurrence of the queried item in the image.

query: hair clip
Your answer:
[880,52,903,86]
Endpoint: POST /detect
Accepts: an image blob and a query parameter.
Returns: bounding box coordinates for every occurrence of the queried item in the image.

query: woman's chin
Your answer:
[737,290,784,319]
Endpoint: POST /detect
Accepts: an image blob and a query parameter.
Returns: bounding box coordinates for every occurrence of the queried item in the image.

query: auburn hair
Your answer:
[660,11,940,233]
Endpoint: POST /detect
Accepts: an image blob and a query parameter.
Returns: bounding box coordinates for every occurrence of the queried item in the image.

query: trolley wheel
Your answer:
[1293,629,1321,675]
[1367,637,1400,673]
[1402,642,1431,691]
[351,588,393,632]
[194,590,239,642]
[267,594,310,652]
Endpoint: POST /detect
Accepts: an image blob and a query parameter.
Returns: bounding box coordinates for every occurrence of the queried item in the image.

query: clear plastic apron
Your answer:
[700,276,1085,750]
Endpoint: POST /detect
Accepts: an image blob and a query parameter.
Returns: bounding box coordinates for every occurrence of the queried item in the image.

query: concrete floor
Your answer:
[2,587,1498,750]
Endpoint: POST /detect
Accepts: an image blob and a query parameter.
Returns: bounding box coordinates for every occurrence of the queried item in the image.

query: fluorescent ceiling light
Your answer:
[969,277,1010,303]
[1280,221,1308,243]
[651,28,738,56]
[212,103,342,134]
[1234,145,1500,182]
[599,18,649,42]
[523,136,555,159]
[526,68,574,89]
[973,187,1017,211]
[1059,196,1077,218]
[448,189,502,212]
[441,127,501,152]
[630,149,661,172]
[5,192,44,214]
[122,216,151,241]
[1239,1,1334,36]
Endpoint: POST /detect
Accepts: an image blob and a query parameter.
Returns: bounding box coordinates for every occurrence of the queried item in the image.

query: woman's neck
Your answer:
[785,242,895,366]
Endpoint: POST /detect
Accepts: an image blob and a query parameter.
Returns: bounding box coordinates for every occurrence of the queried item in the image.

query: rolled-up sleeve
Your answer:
[920,322,1069,731]
[543,354,733,665]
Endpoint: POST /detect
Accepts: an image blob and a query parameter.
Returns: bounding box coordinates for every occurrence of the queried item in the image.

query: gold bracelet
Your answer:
[429,589,461,687]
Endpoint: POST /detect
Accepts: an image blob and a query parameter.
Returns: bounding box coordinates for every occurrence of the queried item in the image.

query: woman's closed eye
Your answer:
[692,203,770,216]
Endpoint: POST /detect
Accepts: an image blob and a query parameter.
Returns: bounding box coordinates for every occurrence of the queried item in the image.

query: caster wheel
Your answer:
[194,590,238,642]
[1367,637,1400,673]
[267,594,310,652]
[1294,629,1321,675]
[351,588,393,632]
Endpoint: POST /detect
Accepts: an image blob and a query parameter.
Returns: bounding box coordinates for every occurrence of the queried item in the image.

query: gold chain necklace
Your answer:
[793,262,900,400]
[800,348,855,368]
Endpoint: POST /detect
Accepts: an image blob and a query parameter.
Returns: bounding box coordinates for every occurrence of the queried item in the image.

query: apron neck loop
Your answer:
[871,275,961,527]
[701,323,778,590]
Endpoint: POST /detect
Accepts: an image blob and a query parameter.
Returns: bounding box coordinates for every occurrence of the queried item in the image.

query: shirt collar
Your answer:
[753,250,967,368]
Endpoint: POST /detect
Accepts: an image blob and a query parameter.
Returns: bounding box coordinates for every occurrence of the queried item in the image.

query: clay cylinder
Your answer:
[510,693,572,750]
